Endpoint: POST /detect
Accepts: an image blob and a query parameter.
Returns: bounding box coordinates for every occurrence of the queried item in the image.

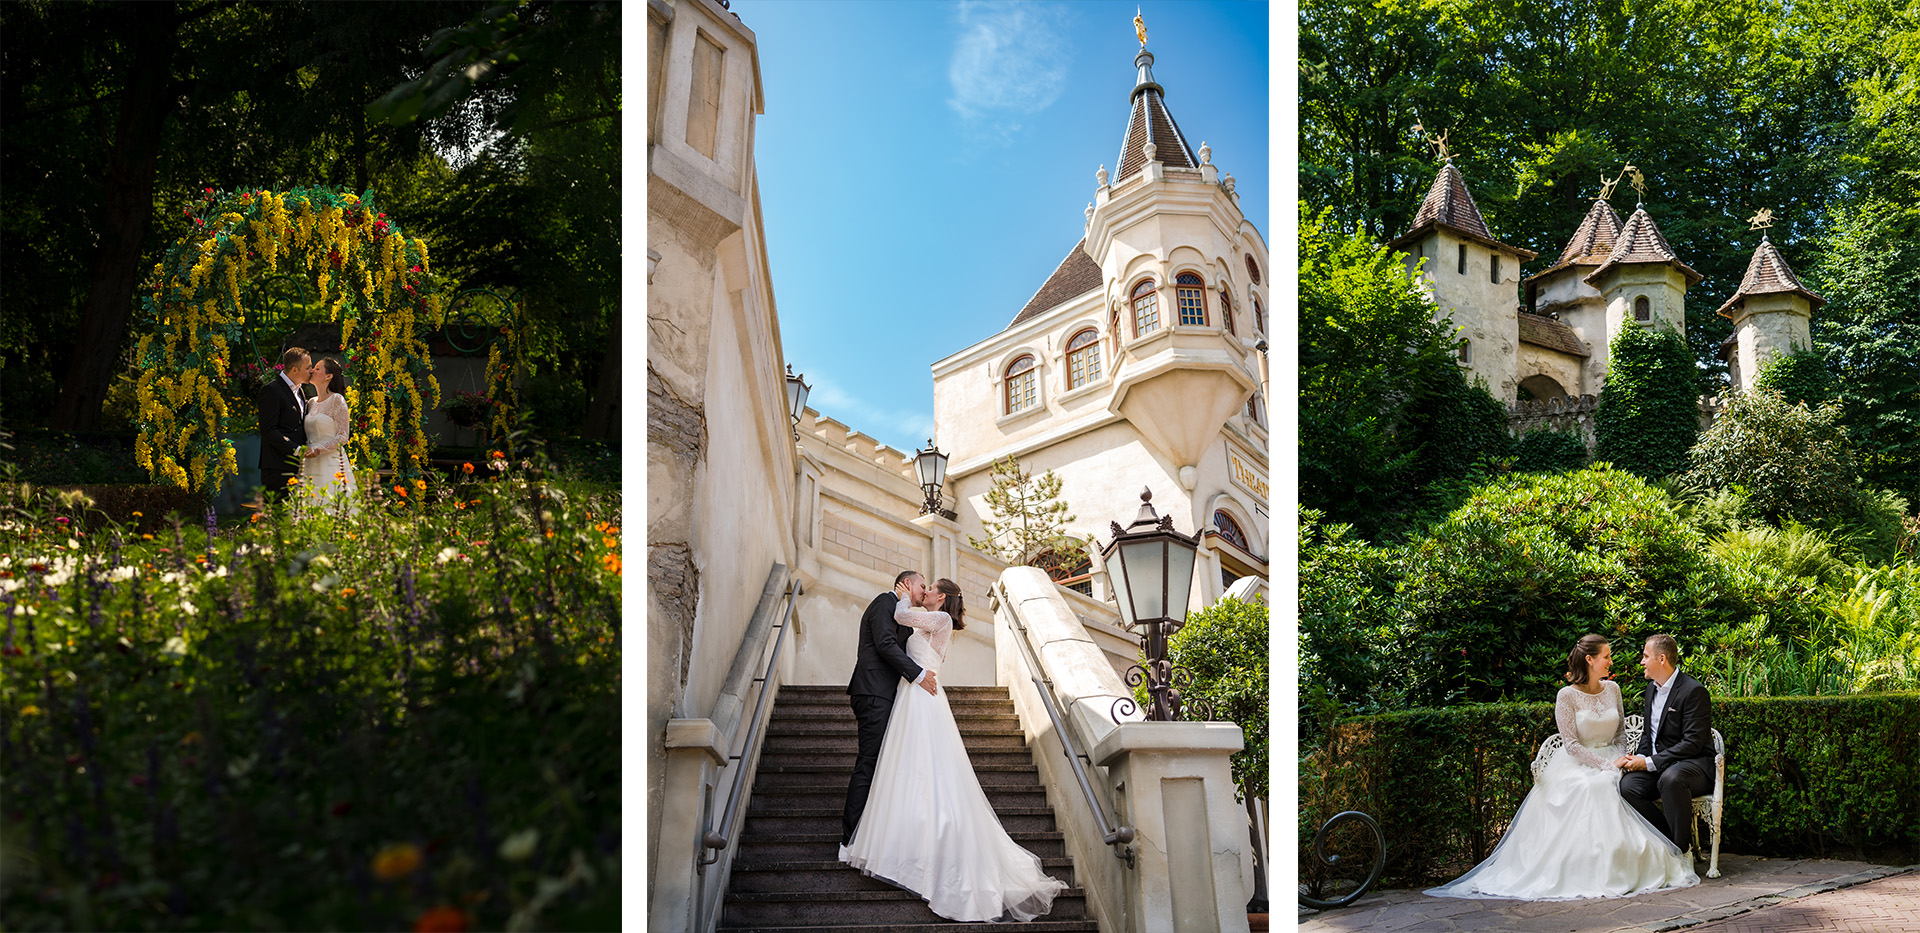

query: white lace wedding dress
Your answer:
[838,599,1068,922]
[297,393,359,515]
[1427,680,1699,900]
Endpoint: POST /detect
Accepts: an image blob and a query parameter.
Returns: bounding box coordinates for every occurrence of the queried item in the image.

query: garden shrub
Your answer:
[1513,428,1588,473]
[4,430,141,486]
[1303,694,1920,886]
[1684,389,1862,534]
[1299,510,1400,720]
[1164,596,1268,801]
[1752,348,1835,407]
[1595,323,1699,479]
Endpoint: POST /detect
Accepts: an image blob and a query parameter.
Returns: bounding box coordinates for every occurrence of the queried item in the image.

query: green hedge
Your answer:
[1301,693,1920,886]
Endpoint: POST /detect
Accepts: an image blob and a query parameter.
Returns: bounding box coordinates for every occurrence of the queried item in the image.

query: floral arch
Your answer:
[133,185,449,496]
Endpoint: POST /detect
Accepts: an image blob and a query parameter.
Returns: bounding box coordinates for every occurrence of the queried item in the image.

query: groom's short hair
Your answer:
[894,570,923,587]
[281,347,310,368]
[1645,634,1679,666]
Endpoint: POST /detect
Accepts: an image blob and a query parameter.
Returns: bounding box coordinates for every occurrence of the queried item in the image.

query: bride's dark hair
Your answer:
[318,357,346,394]
[935,578,964,630]
[1565,634,1609,685]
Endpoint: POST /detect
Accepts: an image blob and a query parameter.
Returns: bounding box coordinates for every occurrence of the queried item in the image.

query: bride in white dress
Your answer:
[839,577,1068,922]
[1427,635,1699,900]
[297,357,359,515]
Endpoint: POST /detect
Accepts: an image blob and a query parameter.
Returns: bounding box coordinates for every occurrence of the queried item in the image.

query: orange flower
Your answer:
[488,450,503,460]
[602,552,622,575]
[288,477,300,486]
[395,486,407,497]
[454,501,466,510]
[371,842,423,881]
[340,587,356,597]
[335,471,346,481]
[250,514,263,523]
[461,462,474,474]
[414,478,426,490]
[413,906,468,933]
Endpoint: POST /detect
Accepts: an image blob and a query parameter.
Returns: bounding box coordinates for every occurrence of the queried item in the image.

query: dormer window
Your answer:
[1005,355,1037,414]
[1066,328,1101,389]
[1176,273,1207,326]
[1131,279,1161,336]
[1634,295,1651,322]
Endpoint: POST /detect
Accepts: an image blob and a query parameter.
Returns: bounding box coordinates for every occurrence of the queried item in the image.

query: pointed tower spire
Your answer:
[1583,205,1702,287]
[1113,16,1196,183]
[1715,237,1823,320]
[1552,199,1626,270]
[1386,162,1534,258]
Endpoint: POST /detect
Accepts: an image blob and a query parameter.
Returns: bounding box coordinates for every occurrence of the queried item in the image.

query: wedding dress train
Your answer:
[297,393,359,516]
[838,600,1067,922]
[1426,680,1699,900]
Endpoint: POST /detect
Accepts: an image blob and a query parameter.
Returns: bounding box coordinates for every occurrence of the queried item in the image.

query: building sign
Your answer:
[1227,444,1268,502]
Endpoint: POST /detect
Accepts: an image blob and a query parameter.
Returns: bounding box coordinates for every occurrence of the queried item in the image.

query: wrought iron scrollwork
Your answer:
[442,288,514,355]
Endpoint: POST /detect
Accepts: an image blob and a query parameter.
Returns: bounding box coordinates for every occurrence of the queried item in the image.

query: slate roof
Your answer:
[1517,312,1591,357]
[1115,50,1197,183]
[1386,162,1537,259]
[1527,199,1625,282]
[1583,205,1702,286]
[1714,237,1825,319]
[1009,239,1104,328]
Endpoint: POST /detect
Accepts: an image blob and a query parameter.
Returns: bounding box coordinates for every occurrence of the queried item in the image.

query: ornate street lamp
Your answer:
[913,438,954,518]
[784,364,810,439]
[1103,487,1209,722]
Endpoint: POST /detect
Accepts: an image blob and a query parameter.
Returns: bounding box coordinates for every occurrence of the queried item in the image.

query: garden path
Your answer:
[1297,856,1916,933]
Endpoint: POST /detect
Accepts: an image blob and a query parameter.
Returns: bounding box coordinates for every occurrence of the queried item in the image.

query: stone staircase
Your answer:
[719,684,1100,932]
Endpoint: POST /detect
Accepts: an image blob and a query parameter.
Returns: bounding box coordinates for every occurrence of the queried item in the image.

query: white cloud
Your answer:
[948,1,1069,143]
[804,372,937,457]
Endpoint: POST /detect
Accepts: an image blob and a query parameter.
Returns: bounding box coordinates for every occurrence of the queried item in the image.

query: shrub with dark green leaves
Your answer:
[1513,428,1589,473]
[1303,694,1920,886]
[1752,348,1835,407]
[1299,510,1400,719]
[1164,596,1268,801]
[1595,323,1699,479]
[1684,389,1864,535]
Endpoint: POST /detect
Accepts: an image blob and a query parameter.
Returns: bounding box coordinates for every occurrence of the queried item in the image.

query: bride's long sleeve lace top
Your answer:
[1555,681,1627,771]
[309,394,351,453]
[894,599,953,663]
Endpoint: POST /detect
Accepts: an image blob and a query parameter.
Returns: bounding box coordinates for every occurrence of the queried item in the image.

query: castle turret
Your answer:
[1388,162,1538,402]
[1582,204,1700,385]
[1715,236,1823,392]
[1523,198,1623,393]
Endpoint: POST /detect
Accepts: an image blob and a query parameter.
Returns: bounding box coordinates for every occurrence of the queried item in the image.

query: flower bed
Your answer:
[0,458,621,930]
[1302,694,1920,887]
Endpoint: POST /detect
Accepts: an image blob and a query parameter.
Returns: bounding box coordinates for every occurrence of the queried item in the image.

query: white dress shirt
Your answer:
[1645,669,1678,772]
[281,372,306,416]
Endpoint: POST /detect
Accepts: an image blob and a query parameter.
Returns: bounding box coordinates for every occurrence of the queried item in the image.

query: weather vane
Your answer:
[1747,207,1775,232]
[1598,164,1633,200]
[1426,128,1452,162]
[1134,8,1148,48]
[1627,165,1647,203]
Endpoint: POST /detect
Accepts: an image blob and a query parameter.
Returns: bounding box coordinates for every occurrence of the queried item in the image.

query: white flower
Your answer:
[179,600,198,616]
[499,827,539,862]
[108,566,138,582]
[161,636,188,659]
[436,547,460,564]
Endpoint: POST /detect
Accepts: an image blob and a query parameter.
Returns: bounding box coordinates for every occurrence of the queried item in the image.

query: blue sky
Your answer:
[731,0,1271,456]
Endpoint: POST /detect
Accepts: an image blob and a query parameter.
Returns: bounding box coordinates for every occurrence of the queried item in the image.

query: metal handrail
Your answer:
[997,581,1137,868]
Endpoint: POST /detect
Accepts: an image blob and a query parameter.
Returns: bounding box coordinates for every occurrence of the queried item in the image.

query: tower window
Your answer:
[1491,254,1501,283]
[1244,254,1261,285]
[1458,244,1468,275]
[1458,339,1473,365]
[1004,355,1037,414]
[1221,289,1236,335]
[1245,395,1260,425]
[1253,297,1264,335]
[1066,328,1101,389]
[1634,295,1651,322]
[1176,273,1207,326]
[1131,279,1160,336]
[1213,510,1249,551]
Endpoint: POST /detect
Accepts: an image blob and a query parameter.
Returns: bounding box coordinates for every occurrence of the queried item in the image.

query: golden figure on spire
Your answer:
[1628,165,1647,202]
[1427,128,1452,162]
[1134,9,1148,48]
[1747,207,1775,231]
[1599,164,1633,200]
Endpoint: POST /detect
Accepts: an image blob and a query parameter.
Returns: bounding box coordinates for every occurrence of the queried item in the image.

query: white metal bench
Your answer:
[1530,714,1725,878]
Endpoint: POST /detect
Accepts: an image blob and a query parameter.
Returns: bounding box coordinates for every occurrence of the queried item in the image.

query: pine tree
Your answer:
[966,455,1088,572]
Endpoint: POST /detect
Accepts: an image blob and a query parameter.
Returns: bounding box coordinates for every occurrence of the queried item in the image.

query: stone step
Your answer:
[719,921,1100,932]
[758,749,1037,771]
[736,831,1067,863]
[761,729,1028,751]
[726,857,1077,894]
[721,887,1087,927]
[746,786,1051,815]
[744,807,1057,836]
[779,685,1010,696]
[750,764,1040,791]
[768,710,1022,729]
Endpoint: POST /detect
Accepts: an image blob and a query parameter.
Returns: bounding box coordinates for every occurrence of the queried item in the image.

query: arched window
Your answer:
[1634,295,1651,322]
[1004,355,1037,414]
[1253,297,1265,335]
[1066,328,1101,389]
[1220,288,1236,335]
[1212,510,1249,551]
[1034,548,1093,596]
[1176,272,1207,326]
[1458,339,1473,364]
[1131,279,1160,336]
[1245,395,1260,425]
[1244,254,1262,285]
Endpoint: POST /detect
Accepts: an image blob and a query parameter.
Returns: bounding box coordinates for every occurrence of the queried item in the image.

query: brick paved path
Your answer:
[1682,870,1920,933]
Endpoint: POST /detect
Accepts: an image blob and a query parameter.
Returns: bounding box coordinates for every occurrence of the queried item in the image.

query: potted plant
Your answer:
[442,390,493,428]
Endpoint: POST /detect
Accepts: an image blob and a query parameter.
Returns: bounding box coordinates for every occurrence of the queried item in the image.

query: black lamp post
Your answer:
[784,364,810,439]
[1103,487,1207,722]
[913,438,953,518]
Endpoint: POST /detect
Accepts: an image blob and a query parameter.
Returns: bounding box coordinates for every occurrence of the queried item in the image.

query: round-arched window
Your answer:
[1175,272,1207,326]
[1066,328,1101,389]
[1634,295,1652,322]
[1220,288,1236,335]
[1212,510,1249,551]
[1130,279,1161,336]
[1004,355,1037,414]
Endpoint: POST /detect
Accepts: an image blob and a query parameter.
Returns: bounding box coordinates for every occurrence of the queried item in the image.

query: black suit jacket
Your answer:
[257,377,308,470]
[845,591,924,699]
[1635,671,1714,772]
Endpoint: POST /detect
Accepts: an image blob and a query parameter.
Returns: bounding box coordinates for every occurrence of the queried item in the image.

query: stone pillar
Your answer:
[1095,723,1250,933]
[650,718,728,932]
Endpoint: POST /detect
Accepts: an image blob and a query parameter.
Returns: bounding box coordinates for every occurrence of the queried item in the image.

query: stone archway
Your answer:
[1518,373,1569,402]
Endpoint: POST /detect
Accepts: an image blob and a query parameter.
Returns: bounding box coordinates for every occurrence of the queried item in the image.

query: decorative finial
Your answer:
[1425,128,1452,162]
[1198,141,1211,165]
[1134,8,1147,48]
[1086,202,1095,224]
[1097,164,1109,187]
[1598,164,1630,200]
[1627,165,1646,205]
[1140,486,1153,504]
[1747,207,1775,232]
[1142,142,1157,163]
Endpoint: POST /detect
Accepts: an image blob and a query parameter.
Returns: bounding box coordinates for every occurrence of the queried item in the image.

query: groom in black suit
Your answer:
[842,570,938,846]
[1617,633,1716,850]
[256,347,313,500]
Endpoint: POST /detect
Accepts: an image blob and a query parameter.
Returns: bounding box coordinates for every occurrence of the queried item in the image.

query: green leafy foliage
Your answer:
[1751,348,1835,407]
[1512,429,1588,473]
[1682,390,1864,536]
[1164,597,1269,801]
[1303,694,1920,885]
[1594,323,1698,479]
[0,456,622,930]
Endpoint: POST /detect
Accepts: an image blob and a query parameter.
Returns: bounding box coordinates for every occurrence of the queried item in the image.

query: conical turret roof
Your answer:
[1387,162,1537,258]
[1714,237,1824,319]
[1114,48,1197,183]
[1526,199,1625,284]
[1583,205,1702,287]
